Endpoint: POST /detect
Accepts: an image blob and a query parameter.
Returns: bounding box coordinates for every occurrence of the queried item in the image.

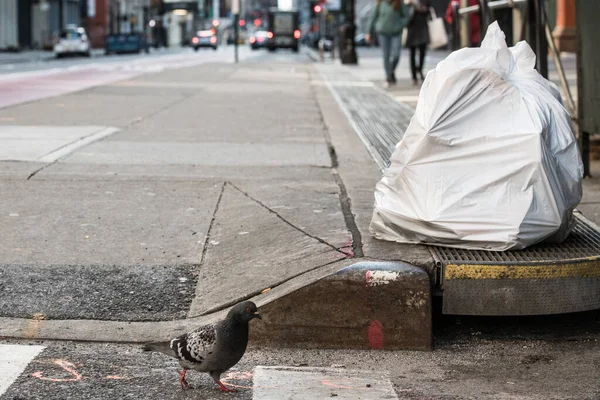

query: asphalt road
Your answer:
[2,311,600,400]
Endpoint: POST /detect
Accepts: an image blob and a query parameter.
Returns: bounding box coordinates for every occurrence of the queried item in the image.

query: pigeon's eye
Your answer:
[245,307,252,313]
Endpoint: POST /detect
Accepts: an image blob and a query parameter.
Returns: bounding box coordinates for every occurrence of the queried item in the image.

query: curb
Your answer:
[250,261,432,350]
[0,260,433,350]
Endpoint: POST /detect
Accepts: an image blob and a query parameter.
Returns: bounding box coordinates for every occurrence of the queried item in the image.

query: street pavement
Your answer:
[0,46,599,399]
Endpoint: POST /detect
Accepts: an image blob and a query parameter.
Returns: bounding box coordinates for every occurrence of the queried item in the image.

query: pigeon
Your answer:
[143,300,261,392]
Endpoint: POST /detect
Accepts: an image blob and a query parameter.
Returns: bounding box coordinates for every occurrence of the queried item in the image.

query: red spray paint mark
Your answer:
[368,320,384,349]
[339,239,354,258]
[32,359,83,382]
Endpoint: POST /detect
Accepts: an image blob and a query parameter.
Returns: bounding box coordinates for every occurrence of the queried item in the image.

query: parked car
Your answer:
[249,31,270,50]
[192,30,218,50]
[53,26,90,58]
[105,33,150,55]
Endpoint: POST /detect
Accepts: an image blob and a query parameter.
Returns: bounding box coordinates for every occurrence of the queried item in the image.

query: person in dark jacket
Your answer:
[405,0,430,85]
[367,0,409,85]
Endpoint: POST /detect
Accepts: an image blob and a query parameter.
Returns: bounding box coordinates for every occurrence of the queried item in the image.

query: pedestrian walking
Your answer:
[366,0,409,86]
[405,0,430,85]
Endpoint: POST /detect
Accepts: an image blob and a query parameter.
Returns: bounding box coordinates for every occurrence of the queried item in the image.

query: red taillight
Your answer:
[210,36,217,44]
[266,31,273,39]
[249,37,256,44]
[294,30,301,39]
[192,37,199,44]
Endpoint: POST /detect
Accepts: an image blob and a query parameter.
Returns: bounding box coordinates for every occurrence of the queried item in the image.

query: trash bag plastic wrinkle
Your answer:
[369,22,583,251]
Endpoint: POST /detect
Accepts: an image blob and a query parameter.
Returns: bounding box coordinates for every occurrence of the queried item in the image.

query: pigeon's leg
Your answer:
[210,371,236,393]
[179,369,193,390]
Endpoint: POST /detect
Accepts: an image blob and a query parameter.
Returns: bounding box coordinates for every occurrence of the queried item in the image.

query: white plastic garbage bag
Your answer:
[369,22,583,251]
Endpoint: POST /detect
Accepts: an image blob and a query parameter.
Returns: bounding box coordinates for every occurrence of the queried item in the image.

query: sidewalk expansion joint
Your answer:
[309,72,364,258]
[129,93,194,127]
[26,126,120,180]
[199,181,227,266]
[188,257,348,318]
[226,181,350,257]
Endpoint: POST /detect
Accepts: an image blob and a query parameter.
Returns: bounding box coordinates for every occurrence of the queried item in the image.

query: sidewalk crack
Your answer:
[200,181,227,266]
[227,181,350,256]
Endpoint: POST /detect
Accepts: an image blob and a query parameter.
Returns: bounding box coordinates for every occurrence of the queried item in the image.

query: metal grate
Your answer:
[318,65,600,270]
[431,211,600,265]
[318,67,414,170]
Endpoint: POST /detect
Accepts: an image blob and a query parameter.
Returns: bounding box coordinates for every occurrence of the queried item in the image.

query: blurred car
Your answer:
[105,33,150,55]
[53,26,90,58]
[191,30,218,50]
[249,31,270,50]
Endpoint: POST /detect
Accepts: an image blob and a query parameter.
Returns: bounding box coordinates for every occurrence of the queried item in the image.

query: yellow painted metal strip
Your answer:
[445,259,600,280]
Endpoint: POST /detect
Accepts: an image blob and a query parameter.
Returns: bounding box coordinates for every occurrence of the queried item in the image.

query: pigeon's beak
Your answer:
[253,313,262,320]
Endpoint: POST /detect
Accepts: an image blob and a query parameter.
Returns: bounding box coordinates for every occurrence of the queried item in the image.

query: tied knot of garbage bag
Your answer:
[369,22,583,251]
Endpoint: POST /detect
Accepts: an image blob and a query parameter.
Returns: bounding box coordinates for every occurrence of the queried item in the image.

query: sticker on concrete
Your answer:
[253,366,398,399]
[366,270,400,287]
[0,344,45,396]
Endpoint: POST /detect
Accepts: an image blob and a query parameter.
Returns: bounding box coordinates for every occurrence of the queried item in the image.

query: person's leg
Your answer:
[409,45,418,82]
[380,34,392,81]
[389,34,402,81]
[418,44,427,81]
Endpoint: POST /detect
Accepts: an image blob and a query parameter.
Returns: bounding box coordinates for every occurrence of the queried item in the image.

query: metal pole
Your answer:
[479,0,489,31]
[59,0,64,30]
[233,0,239,63]
[581,131,590,177]
[452,2,460,50]
[234,15,239,63]
[534,0,548,78]
[340,0,357,64]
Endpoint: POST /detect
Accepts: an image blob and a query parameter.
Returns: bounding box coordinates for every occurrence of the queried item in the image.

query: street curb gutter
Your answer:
[250,261,432,351]
[0,261,432,351]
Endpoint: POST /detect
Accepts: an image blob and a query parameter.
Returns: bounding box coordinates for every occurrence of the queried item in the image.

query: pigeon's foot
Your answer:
[217,381,236,393]
[179,370,193,390]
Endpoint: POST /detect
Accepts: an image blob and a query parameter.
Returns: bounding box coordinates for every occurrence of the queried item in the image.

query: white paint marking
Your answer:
[39,126,120,163]
[253,366,398,399]
[0,344,45,396]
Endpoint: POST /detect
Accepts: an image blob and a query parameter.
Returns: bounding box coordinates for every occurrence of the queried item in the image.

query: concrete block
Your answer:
[251,261,432,350]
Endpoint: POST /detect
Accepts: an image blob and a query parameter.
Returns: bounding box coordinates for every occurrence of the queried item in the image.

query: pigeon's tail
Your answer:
[141,341,177,358]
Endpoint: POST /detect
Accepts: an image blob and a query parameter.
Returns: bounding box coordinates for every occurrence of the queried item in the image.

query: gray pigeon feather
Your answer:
[143,301,261,392]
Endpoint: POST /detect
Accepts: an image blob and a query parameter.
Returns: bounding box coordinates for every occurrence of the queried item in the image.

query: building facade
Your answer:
[0,0,84,50]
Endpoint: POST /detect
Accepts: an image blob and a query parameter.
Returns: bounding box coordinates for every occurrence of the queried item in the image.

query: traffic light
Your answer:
[310,0,322,18]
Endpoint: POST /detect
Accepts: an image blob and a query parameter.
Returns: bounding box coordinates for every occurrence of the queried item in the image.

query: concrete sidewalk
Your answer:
[0,53,431,349]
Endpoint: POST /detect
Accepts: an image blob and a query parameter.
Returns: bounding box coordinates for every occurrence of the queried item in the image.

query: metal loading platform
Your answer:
[320,65,600,316]
[430,211,600,315]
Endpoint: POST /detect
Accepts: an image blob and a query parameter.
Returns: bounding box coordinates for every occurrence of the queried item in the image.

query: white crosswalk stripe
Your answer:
[0,344,45,396]
[252,366,398,400]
